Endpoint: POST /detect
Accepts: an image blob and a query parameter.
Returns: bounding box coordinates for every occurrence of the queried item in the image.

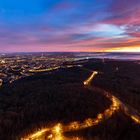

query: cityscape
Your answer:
[0,53,74,85]
[0,52,140,140]
[0,0,140,140]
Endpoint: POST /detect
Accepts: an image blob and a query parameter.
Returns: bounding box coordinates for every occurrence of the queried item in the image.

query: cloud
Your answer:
[0,0,140,52]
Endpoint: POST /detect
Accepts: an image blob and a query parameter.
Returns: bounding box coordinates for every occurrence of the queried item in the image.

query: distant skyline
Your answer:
[0,0,140,52]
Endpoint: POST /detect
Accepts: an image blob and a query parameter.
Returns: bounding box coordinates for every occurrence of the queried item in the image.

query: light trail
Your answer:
[22,95,120,140]
[0,79,3,87]
[21,70,140,140]
[24,128,50,140]
[131,115,140,124]
[21,70,120,140]
[29,66,60,73]
[83,71,98,86]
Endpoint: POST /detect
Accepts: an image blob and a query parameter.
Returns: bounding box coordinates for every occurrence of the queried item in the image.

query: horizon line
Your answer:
[0,51,140,54]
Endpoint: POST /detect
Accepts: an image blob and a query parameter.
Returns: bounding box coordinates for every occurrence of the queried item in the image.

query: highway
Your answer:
[21,69,140,140]
[84,70,140,125]
[28,66,60,73]
[0,79,3,87]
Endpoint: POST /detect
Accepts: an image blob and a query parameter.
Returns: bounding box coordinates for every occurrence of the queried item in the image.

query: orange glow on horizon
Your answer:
[77,46,140,53]
[104,46,140,52]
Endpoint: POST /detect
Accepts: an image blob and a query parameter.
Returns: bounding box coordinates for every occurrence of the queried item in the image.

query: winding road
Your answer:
[21,69,140,140]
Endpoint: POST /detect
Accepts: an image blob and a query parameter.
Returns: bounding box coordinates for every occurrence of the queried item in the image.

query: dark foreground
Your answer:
[0,59,140,140]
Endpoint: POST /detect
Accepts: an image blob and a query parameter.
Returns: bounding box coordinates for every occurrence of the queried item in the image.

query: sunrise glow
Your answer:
[0,0,140,52]
[105,46,140,52]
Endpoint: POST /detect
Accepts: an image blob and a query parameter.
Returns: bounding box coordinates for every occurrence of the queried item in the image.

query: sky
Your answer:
[0,0,140,52]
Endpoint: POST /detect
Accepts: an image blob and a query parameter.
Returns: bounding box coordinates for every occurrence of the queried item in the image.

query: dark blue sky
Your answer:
[0,0,140,52]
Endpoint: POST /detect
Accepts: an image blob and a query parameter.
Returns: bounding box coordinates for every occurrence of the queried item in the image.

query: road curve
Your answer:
[84,70,140,125]
[21,70,140,140]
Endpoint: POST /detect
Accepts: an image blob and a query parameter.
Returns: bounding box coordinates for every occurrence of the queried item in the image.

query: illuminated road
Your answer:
[28,65,75,73]
[84,71,140,125]
[0,79,2,87]
[28,66,60,73]
[21,70,140,140]
[83,71,98,86]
